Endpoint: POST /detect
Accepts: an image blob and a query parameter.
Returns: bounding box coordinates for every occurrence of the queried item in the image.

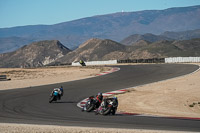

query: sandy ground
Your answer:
[0,123,192,133]
[118,63,200,118]
[0,66,108,90]
[0,64,199,132]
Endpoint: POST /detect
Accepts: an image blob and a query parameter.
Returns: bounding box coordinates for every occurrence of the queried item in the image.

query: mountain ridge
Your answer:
[120,29,200,46]
[1,38,200,68]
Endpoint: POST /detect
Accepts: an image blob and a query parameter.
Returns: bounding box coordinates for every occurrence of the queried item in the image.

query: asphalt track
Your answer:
[0,64,200,132]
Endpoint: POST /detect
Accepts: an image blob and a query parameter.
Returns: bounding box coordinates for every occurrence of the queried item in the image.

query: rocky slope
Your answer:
[0,40,71,68]
[58,38,200,64]
[58,38,126,63]
[131,39,200,58]
[1,38,200,68]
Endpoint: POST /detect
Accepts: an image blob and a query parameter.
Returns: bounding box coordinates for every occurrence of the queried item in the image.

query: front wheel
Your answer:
[49,96,54,103]
[49,95,56,103]
[86,103,95,112]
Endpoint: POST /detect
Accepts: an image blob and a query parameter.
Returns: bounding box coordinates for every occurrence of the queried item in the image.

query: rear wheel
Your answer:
[103,107,111,115]
[111,108,116,115]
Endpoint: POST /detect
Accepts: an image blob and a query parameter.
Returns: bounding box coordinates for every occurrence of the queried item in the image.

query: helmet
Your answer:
[98,92,102,96]
[113,95,117,99]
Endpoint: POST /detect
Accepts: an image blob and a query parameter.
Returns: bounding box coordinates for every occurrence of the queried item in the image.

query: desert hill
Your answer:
[1,38,200,68]
[58,38,200,64]
[161,29,200,40]
[120,29,200,46]
[120,33,172,45]
[0,40,71,68]
[58,38,126,63]
[132,39,200,58]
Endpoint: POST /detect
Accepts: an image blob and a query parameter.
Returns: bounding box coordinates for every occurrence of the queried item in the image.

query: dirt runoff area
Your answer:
[118,63,200,118]
[0,66,109,90]
[0,123,192,133]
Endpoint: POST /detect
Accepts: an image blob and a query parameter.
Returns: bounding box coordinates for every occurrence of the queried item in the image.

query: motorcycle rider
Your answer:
[51,86,64,100]
[112,96,118,107]
[104,96,118,108]
[82,92,103,111]
[95,96,118,115]
[95,92,103,108]
[79,60,86,66]
[60,86,64,96]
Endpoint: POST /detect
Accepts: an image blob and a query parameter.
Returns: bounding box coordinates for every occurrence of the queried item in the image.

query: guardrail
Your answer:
[0,75,11,81]
[0,75,6,80]
[70,57,200,66]
[117,58,165,63]
[72,60,117,66]
[45,62,72,66]
[165,57,200,63]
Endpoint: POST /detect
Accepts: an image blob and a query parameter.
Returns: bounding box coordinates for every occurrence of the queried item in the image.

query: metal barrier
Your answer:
[0,75,6,79]
[165,57,200,63]
[72,60,117,66]
[0,75,10,81]
[70,57,200,66]
[117,58,165,63]
[45,62,72,66]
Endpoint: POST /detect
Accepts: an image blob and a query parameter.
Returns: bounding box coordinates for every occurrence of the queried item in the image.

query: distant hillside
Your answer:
[58,38,126,63]
[0,40,71,68]
[57,38,200,64]
[120,29,200,46]
[0,5,200,53]
[1,38,200,68]
[136,39,200,57]
[0,36,37,53]
[161,29,200,40]
[120,33,172,45]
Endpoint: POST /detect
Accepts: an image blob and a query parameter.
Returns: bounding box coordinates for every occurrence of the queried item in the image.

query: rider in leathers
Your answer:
[51,86,64,100]
[95,92,103,108]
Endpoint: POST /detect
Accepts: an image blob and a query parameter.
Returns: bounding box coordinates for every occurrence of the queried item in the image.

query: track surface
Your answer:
[0,64,200,132]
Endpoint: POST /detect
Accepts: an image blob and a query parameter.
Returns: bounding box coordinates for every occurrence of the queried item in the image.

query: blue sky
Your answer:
[0,0,200,28]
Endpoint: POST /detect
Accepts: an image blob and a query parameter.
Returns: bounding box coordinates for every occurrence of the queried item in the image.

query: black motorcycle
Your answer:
[49,91,59,103]
[96,98,118,115]
[84,96,99,112]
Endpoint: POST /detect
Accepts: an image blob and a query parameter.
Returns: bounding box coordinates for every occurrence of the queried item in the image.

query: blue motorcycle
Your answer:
[49,91,59,103]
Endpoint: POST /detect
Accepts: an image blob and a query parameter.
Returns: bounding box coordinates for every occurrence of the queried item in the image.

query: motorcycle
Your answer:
[96,99,118,115]
[84,96,99,112]
[79,60,86,66]
[49,91,59,103]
